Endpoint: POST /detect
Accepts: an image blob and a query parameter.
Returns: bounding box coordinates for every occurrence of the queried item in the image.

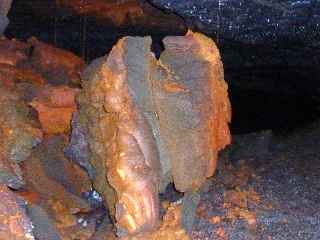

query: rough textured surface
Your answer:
[23,137,91,214]
[147,0,320,45]
[0,87,42,189]
[30,85,79,135]
[22,136,98,239]
[64,112,96,179]
[121,202,190,240]
[27,204,62,240]
[76,40,161,235]
[153,31,231,191]
[0,184,35,240]
[28,37,85,86]
[0,63,45,90]
[188,122,320,239]
[67,30,231,236]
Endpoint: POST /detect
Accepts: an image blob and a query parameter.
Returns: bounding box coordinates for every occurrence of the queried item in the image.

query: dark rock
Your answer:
[27,204,62,240]
[64,112,96,179]
[147,0,320,46]
[27,0,186,34]
[181,191,201,234]
[36,135,91,197]
[23,138,91,215]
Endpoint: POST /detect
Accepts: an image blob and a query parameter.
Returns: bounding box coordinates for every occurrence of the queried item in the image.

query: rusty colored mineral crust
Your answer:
[70,30,231,236]
[121,203,190,240]
[30,85,79,135]
[0,184,35,240]
[0,87,43,189]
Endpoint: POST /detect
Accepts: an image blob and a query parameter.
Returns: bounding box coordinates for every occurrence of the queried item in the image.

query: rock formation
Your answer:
[0,0,12,35]
[0,86,43,189]
[67,30,231,236]
[0,184,35,240]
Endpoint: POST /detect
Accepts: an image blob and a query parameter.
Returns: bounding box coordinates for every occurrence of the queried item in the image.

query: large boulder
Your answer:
[66,30,231,236]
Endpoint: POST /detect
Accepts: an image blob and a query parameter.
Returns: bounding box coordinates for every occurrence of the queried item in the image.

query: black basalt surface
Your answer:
[147,0,320,45]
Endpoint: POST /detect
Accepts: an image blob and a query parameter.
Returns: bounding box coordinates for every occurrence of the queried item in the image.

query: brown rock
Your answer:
[28,37,85,85]
[0,86,43,189]
[0,184,35,240]
[152,31,231,192]
[23,136,91,213]
[30,85,79,135]
[72,30,231,236]
[0,63,45,90]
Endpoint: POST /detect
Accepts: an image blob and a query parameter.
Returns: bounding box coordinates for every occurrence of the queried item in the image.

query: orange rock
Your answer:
[30,85,78,134]
[215,227,227,239]
[30,101,74,135]
[0,63,45,90]
[121,203,190,240]
[16,190,40,204]
[210,216,222,224]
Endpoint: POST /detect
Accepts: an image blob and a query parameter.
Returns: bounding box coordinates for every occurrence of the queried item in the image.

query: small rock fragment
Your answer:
[30,85,79,135]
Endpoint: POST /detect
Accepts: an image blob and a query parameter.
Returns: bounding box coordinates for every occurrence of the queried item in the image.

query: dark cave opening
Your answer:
[5,0,320,136]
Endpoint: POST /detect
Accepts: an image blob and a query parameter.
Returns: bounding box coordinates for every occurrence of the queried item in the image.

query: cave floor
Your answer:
[189,122,320,240]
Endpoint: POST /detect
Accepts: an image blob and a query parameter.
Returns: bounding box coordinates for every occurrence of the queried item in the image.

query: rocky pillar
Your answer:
[67,30,231,236]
